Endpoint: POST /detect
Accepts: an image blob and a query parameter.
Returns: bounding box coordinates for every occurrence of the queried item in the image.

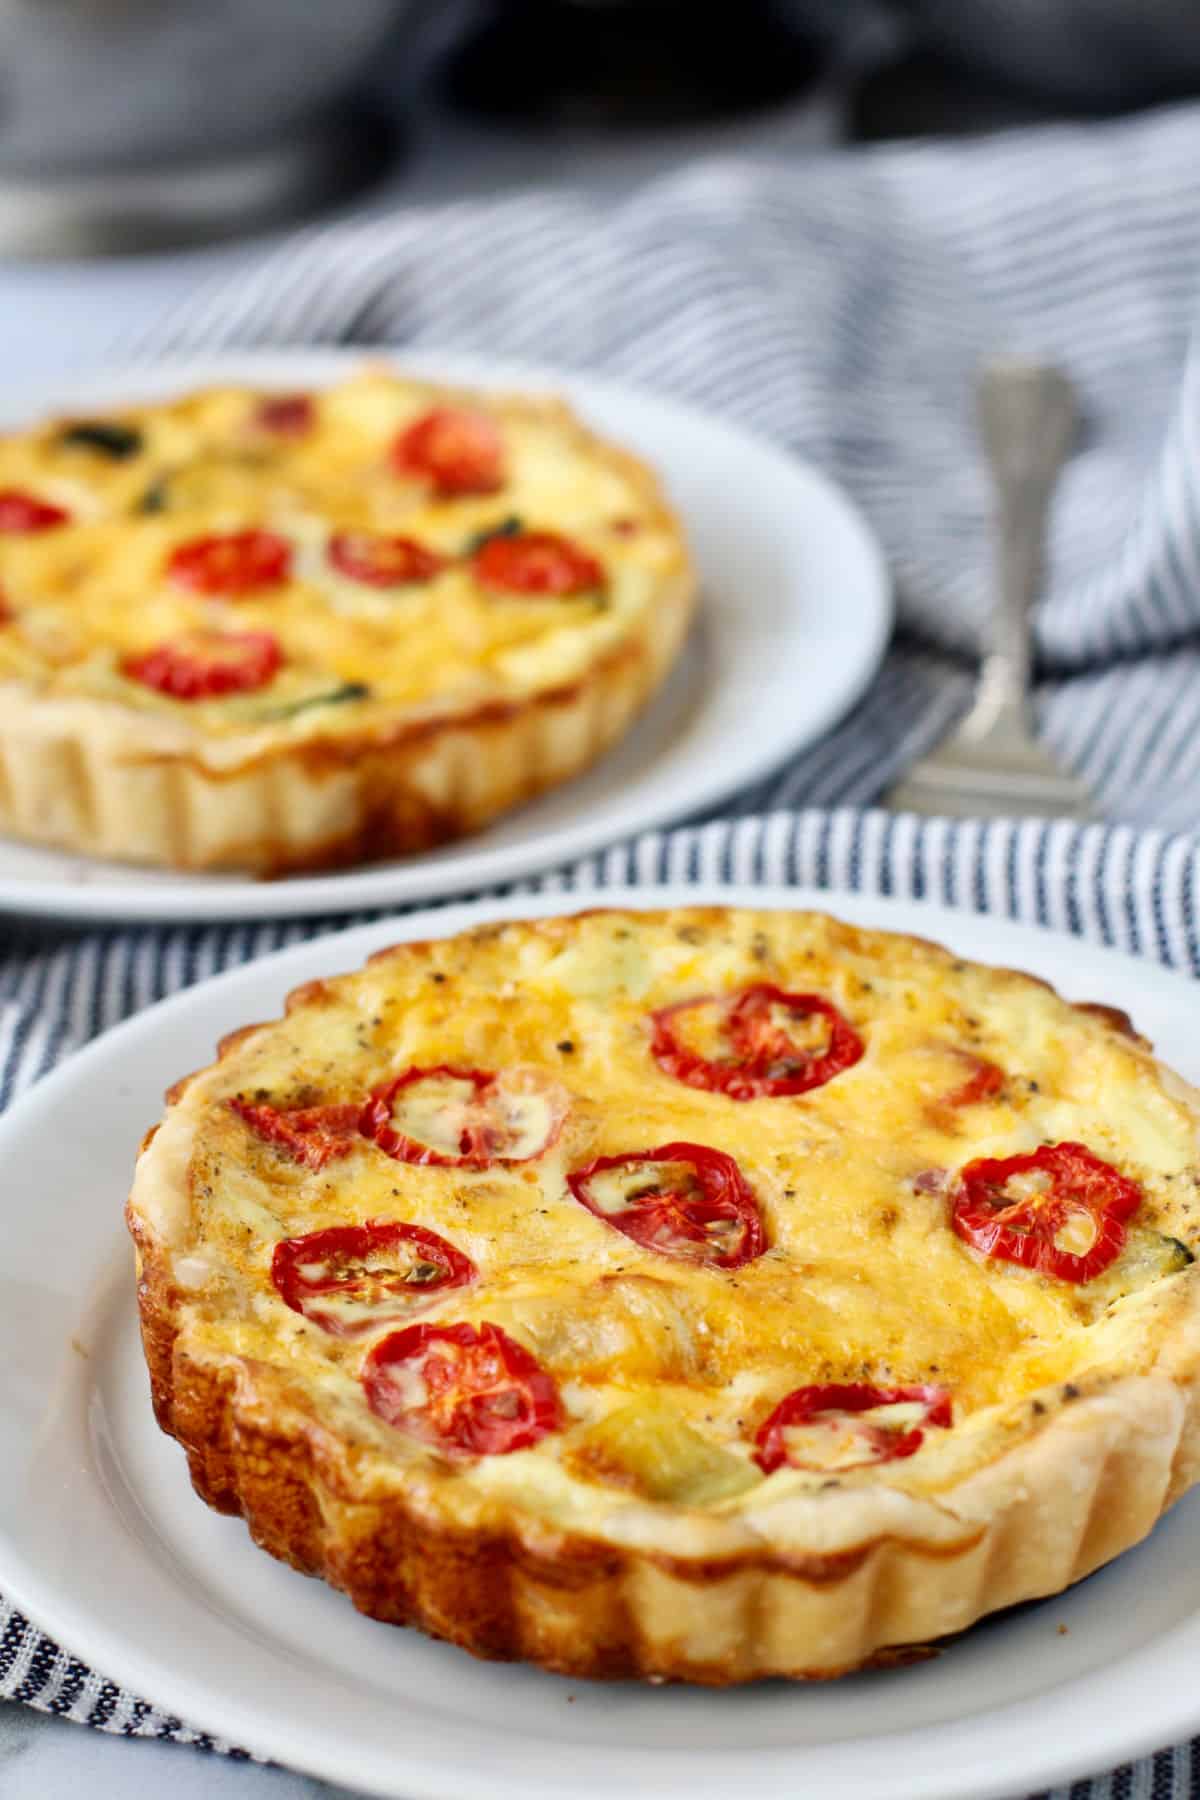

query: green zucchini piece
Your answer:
[1087,1224,1193,1309]
[567,1399,761,1506]
[133,452,267,515]
[255,682,371,723]
[60,419,142,460]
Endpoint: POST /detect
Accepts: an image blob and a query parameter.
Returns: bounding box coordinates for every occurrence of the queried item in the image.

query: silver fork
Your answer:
[885,356,1092,821]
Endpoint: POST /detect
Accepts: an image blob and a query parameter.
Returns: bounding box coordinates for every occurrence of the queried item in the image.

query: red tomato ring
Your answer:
[123,630,283,701]
[362,1320,562,1455]
[360,1065,563,1168]
[328,530,446,588]
[166,528,292,596]
[940,1054,1005,1109]
[391,407,505,496]
[0,489,70,532]
[271,1220,476,1337]
[253,392,314,437]
[472,529,604,597]
[651,983,863,1100]
[951,1140,1142,1283]
[229,1096,360,1169]
[754,1381,952,1475]
[567,1140,766,1270]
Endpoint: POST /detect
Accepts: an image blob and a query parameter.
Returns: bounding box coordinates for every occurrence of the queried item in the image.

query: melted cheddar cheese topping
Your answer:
[0,371,681,732]
[146,908,1200,1516]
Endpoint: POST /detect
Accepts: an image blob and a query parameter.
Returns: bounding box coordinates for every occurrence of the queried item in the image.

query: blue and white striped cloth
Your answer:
[7,95,1200,1799]
[139,99,1200,833]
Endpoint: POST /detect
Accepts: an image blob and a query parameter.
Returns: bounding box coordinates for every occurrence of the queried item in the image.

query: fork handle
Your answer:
[966,358,1077,740]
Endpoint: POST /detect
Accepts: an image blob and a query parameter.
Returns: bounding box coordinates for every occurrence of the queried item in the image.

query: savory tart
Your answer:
[127,907,1200,1682]
[0,370,693,873]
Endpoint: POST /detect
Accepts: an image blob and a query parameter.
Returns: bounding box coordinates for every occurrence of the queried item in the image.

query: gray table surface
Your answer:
[0,62,847,1800]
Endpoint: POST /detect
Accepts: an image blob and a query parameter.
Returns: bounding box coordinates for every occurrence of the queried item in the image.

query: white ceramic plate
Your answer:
[2,884,1200,1800]
[0,349,889,924]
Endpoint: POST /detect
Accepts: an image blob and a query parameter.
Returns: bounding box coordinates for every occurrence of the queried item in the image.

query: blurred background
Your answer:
[0,0,1198,399]
[4,0,1200,260]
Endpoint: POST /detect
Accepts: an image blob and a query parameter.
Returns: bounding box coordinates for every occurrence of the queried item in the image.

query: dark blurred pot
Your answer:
[0,0,408,174]
[904,0,1200,106]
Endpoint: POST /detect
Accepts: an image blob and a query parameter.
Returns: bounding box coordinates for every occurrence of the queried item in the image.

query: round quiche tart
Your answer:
[0,370,693,873]
[127,907,1200,1682]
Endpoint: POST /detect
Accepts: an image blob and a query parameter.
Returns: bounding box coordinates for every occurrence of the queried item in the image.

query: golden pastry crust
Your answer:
[126,908,1200,1680]
[0,373,694,874]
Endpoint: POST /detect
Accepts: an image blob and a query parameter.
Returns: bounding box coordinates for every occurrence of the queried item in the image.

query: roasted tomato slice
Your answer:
[651,983,863,1100]
[391,407,505,496]
[472,529,604,597]
[167,528,292,595]
[271,1221,475,1337]
[123,629,282,700]
[328,530,446,588]
[0,489,70,532]
[362,1321,562,1455]
[229,1097,361,1170]
[941,1053,1005,1109]
[754,1382,952,1475]
[923,1050,1006,1127]
[360,1065,565,1167]
[951,1141,1142,1282]
[567,1141,766,1270]
[253,392,314,437]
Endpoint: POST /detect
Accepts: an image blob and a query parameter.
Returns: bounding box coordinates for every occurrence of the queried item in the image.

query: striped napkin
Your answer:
[138,100,1200,831]
[7,95,1200,1799]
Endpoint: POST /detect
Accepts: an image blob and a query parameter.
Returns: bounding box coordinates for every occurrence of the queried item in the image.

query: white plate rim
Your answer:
[7,885,1199,1800]
[0,348,890,925]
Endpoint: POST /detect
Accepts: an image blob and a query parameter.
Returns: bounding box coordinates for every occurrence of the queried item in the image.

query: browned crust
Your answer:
[130,1211,1198,1681]
[1074,1001,1146,1045]
[126,906,1200,1682]
[127,636,662,879]
[130,1230,1000,1681]
[127,654,632,784]
[0,605,687,878]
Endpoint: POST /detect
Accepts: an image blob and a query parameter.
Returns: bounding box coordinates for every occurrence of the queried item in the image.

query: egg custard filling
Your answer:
[0,371,693,872]
[128,908,1200,1680]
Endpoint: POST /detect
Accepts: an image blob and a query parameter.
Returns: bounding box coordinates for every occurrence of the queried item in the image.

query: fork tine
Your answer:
[886,759,1092,821]
[884,358,1090,824]
[886,781,1091,821]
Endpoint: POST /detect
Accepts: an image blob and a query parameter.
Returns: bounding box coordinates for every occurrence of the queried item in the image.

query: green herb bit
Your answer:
[257,682,371,722]
[60,419,143,460]
[465,515,522,555]
[406,1262,444,1286]
[135,476,170,514]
